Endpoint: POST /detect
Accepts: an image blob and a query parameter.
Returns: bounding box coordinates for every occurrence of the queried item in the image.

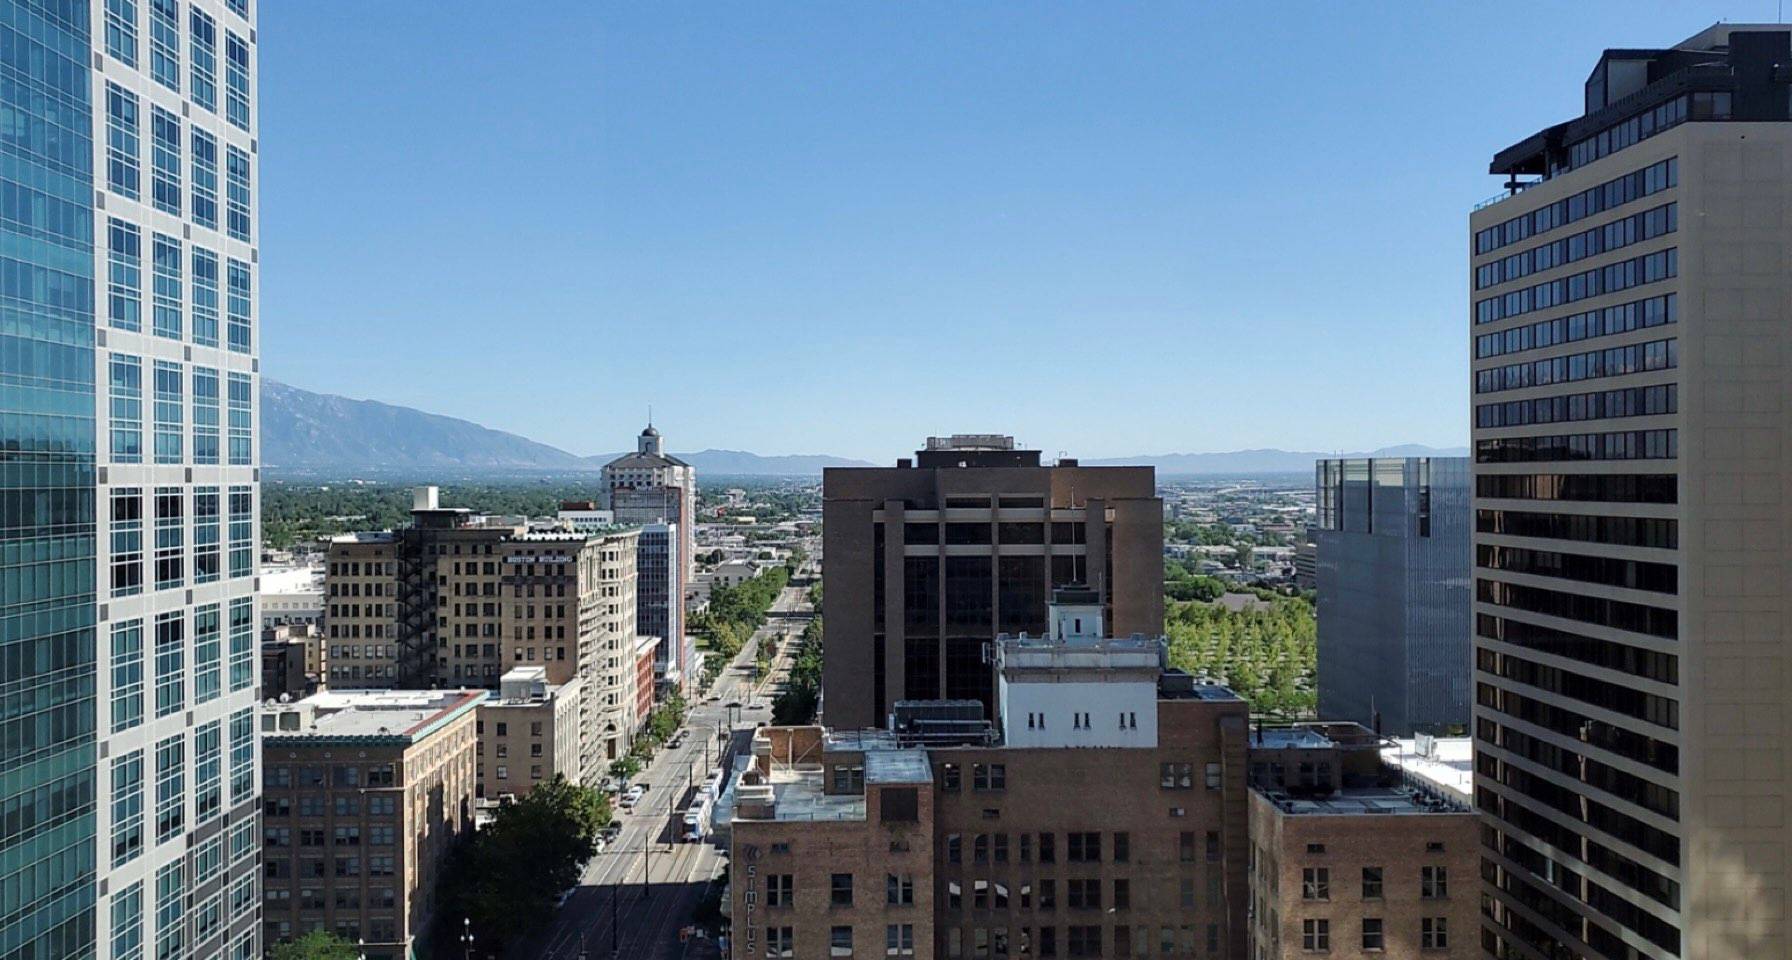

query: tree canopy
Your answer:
[270,931,360,960]
[1165,596,1316,717]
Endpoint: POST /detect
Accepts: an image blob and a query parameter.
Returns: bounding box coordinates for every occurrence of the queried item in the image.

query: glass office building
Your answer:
[3,1,260,956]
[1312,457,1471,737]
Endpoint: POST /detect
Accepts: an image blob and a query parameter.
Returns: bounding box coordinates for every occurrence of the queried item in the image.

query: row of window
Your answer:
[104,0,252,125]
[265,764,398,789]
[761,924,913,958]
[1475,248,1676,326]
[1477,612,1678,686]
[263,854,399,879]
[1476,334,1670,399]
[264,793,399,818]
[1477,682,1679,777]
[1478,716,1680,821]
[1297,917,1450,953]
[1475,428,1676,465]
[108,354,252,463]
[1483,827,1679,957]
[263,886,399,911]
[264,826,400,848]
[1476,383,1676,430]
[104,85,251,237]
[109,706,254,868]
[109,485,254,596]
[1476,542,1677,594]
[1476,508,1678,550]
[946,922,1219,958]
[107,220,252,351]
[943,831,1176,866]
[1298,865,1449,901]
[1476,577,1678,639]
[108,599,254,737]
[1479,750,1680,866]
[946,874,1221,913]
[1475,472,1676,505]
[1474,337,1674,395]
[1561,92,1727,177]
[1474,157,1677,255]
[903,522,1088,546]
[1478,647,1679,732]
[1474,293,1674,361]
[1476,202,1675,290]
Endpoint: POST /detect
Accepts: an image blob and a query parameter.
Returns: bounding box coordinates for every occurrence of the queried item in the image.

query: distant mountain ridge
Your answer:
[261,380,872,475]
[1084,444,1469,475]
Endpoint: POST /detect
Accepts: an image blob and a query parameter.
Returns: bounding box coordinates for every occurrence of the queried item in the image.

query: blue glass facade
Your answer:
[1,2,100,959]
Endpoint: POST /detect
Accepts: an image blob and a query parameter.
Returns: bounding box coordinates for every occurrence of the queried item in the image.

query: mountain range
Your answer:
[261,380,1464,476]
[261,381,873,475]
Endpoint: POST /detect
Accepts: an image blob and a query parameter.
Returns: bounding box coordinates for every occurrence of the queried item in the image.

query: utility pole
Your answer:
[610,879,620,960]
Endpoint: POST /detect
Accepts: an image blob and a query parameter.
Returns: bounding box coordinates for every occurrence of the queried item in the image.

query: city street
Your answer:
[525,572,813,960]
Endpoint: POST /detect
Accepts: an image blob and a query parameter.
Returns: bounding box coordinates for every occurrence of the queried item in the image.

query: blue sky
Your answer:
[261,2,1749,462]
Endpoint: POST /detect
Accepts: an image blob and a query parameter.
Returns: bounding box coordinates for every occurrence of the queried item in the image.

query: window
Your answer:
[1067,832,1100,863]
[1113,831,1129,863]
[152,488,183,590]
[766,874,793,907]
[941,763,961,791]
[1113,878,1130,910]
[230,708,254,801]
[1160,761,1192,789]
[228,596,254,690]
[1302,919,1329,952]
[110,354,143,463]
[1067,879,1100,910]
[154,861,184,959]
[105,0,138,65]
[973,763,1006,791]
[190,7,217,110]
[765,927,794,959]
[154,734,184,842]
[228,486,254,578]
[887,874,914,906]
[225,32,251,129]
[1178,832,1195,863]
[1179,879,1195,909]
[194,720,222,822]
[153,611,184,716]
[226,257,251,352]
[106,84,140,198]
[831,873,854,907]
[227,372,253,464]
[1361,918,1384,951]
[1361,867,1383,900]
[226,145,252,240]
[1302,867,1330,901]
[1306,843,1326,854]
[1421,866,1448,899]
[112,879,143,960]
[194,486,221,582]
[150,107,181,215]
[152,359,182,462]
[1038,832,1055,863]
[1206,830,1220,862]
[1421,918,1448,950]
[107,219,142,330]
[831,926,854,958]
[832,764,865,792]
[1038,879,1056,910]
[1067,926,1101,958]
[148,0,179,89]
[110,620,145,732]
[886,924,915,956]
[111,750,145,866]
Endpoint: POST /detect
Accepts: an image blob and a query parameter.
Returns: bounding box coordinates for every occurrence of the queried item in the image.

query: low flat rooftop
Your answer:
[866,750,932,785]
[273,689,485,742]
[330,531,394,544]
[1383,738,1473,803]
[1256,785,1468,817]
[1250,727,1334,750]
[762,767,866,822]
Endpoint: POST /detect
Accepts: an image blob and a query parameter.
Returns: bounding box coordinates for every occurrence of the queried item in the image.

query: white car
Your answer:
[620,786,645,809]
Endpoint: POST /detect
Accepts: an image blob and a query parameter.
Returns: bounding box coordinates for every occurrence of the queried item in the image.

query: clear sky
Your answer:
[260,1,1756,462]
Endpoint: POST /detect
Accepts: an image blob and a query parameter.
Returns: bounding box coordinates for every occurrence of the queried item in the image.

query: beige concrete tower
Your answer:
[1470,24,1792,959]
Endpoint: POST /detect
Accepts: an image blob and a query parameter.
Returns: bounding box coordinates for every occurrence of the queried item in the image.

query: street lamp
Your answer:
[460,918,474,960]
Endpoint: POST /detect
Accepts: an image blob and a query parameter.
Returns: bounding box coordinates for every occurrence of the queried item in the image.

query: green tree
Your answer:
[437,776,608,951]
[773,616,824,724]
[270,931,360,960]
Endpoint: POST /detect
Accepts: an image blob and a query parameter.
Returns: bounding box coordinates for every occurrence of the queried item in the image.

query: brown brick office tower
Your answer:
[822,435,1163,728]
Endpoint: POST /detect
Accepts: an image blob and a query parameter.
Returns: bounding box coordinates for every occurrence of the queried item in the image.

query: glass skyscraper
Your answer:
[2,0,260,957]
